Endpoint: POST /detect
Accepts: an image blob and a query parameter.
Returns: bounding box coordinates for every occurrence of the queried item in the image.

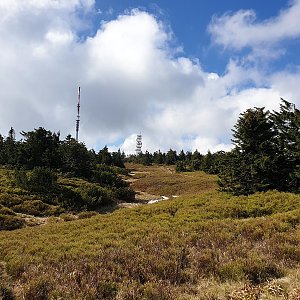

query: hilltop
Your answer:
[1,164,300,299]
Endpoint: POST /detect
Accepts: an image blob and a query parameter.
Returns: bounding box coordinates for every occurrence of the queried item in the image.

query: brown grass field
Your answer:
[1,164,300,299]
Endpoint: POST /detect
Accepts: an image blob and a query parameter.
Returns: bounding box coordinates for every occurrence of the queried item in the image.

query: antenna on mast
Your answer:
[75,86,81,141]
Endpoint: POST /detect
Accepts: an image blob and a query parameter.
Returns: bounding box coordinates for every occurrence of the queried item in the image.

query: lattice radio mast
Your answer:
[75,86,81,141]
[136,133,142,155]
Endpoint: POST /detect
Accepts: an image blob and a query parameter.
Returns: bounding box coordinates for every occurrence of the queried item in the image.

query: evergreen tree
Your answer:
[191,150,203,171]
[97,146,112,166]
[219,107,279,195]
[141,150,152,166]
[111,149,125,168]
[3,127,17,166]
[202,151,214,173]
[153,150,164,164]
[185,151,192,161]
[178,150,186,162]
[59,135,93,178]
[219,101,300,195]
[271,99,300,192]
[19,127,61,169]
[165,149,177,165]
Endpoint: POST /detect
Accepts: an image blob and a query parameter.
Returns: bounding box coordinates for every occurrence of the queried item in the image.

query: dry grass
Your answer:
[126,163,217,198]
[1,164,300,299]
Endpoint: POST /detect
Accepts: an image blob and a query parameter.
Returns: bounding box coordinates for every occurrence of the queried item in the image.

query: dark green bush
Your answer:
[115,187,135,202]
[0,214,25,230]
[12,200,54,216]
[175,161,186,172]
[15,167,57,194]
[94,281,117,299]
[0,195,23,208]
[0,205,15,216]
[54,186,83,210]
[78,185,114,209]
[243,255,284,284]
[91,169,127,189]
[24,277,52,300]
[0,283,15,300]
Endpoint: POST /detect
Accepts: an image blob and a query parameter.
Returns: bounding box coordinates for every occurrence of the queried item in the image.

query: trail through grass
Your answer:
[1,164,300,299]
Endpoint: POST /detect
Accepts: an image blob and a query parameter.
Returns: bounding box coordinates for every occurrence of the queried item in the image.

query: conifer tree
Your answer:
[219,107,279,194]
[271,99,300,192]
[219,100,300,195]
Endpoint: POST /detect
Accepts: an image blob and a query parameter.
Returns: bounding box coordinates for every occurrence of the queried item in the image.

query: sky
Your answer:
[1,0,300,154]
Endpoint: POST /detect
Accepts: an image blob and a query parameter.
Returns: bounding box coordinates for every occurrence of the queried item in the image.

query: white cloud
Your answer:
[0,1,299,156]
[209,0,300,50]
[271,68,300,102]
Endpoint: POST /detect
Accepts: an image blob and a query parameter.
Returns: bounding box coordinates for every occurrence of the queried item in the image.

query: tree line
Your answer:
[126,148,224,174]
[0,128,125,175]
[0,128,135,209]
[1,98,298,198]
[127,99,300,195]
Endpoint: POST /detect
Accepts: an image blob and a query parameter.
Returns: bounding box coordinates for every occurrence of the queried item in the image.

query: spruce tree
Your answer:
[220,107,279,195]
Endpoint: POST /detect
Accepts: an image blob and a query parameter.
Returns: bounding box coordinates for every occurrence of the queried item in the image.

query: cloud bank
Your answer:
[208,0,300,61]
[209,0,300,49]
[0,0,299,154]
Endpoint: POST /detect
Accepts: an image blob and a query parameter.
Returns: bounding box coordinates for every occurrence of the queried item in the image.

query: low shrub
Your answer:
[218,260,245,281]
[0,283,15,300]
[77,211,98,219]
[0,214,25,230]
[23,277,53,300]
[115,186,135,202]
[13,200,53,216]
[54,186,83,210]
[0,205,15,216]
[91,169,128,189]
[243,255,284,284]
[0,194,23,208]
[60,213,77,222]
[78,185,114,209]
[117,281,175,300]
[142,282,175,300]
[15,167,58,194]
[94,281,118,299]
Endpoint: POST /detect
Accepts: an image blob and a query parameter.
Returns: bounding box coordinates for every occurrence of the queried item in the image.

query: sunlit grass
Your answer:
[126,163,217,197]
[1,164,300,299]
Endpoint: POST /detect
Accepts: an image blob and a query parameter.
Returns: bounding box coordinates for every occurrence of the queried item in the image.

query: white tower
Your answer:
[135,133,142,155]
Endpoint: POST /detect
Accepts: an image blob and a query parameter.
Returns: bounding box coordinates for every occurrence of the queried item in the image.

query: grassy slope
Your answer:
[0,168,121,230]
[0,164,300,299]
[128,163,218,197]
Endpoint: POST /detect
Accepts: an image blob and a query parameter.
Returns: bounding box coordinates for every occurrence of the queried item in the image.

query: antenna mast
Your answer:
[75,86,81,141]
[135,133,142,155]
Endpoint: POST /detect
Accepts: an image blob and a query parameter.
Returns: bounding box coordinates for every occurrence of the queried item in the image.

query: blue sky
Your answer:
[0,0,300,153]
[94,0,299,73]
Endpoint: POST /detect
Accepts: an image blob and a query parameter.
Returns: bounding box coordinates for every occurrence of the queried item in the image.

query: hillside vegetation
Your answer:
[128,99,300,196]
[0,165,135,231]
[1,164,300,299]
[0,127,136,231]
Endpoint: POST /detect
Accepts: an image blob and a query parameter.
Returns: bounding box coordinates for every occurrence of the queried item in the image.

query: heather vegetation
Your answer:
[0,128,134,230]
[1,164,300,299]
[0,99,300,299]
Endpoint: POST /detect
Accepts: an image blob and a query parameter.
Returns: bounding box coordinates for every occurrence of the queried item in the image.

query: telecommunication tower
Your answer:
[136,133,142,155]
[75,86,81,141]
